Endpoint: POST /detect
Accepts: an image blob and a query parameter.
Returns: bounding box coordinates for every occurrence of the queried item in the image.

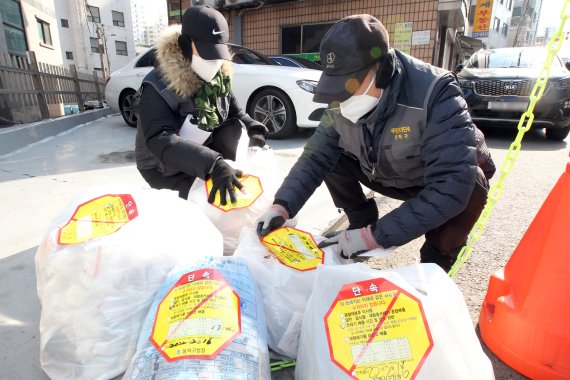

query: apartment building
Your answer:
[131,0,168,51]
[0,0,64,65]
[55,0,136,77]
[508,0,543,47]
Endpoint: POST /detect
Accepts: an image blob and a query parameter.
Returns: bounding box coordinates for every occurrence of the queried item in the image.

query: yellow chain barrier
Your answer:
[449,0,570,278]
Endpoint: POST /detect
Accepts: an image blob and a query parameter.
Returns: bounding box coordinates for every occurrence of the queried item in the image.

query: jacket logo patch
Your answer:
[390,126,411,140]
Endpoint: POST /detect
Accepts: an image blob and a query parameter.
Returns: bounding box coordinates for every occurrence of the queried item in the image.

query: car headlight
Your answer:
[458,79,473,89]
[554,77,570,88]
[296,80,318,93]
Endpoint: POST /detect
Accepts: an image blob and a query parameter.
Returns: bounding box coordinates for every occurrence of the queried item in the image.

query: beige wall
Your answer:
[229,0,439,64]
[21,0,63,66]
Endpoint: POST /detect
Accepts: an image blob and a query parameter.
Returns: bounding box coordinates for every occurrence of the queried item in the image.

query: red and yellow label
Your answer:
[57,194,138,245]
[261,227,324,271]
[325,278,433,380]
[150,268,241,361]
[205,174,263,212]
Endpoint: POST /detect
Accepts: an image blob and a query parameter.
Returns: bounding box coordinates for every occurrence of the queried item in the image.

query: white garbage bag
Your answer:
[234,227,352,358]
[187,147,279,254]
[36,187,223,380]
[295,263,495,380]
[123,256,270,380]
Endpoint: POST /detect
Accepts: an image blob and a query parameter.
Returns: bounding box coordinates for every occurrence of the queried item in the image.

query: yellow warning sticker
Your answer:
[261,227,324,271]
[325,278,433,379]
[205,174,263,212]
[57,194,138,245]
[150,268,241,361]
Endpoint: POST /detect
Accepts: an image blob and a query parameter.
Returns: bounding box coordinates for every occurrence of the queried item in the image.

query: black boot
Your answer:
[419,241,464,272]
[345,198,379,229]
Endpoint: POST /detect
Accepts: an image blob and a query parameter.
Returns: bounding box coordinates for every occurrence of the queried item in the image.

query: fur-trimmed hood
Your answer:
[155,25,233,98]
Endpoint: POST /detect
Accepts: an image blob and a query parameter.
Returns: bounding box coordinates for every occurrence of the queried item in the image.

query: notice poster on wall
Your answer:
[412,30,431,45]
[394,22,413,54]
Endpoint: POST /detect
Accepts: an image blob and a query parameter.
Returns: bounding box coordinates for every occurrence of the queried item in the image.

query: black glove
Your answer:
[208,159,243,205]
[248,133,266,148]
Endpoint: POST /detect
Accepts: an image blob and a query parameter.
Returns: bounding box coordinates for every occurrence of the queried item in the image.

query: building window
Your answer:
[500,0,504,4]
[502,23,508,37]
[112,11,125,27]
[512,6,522,16]
[37,18,52,46]
[86,5,101,23]
[90,37,99,53]
[115,40,127,56]
[1,0,27,53]
[493,17,500,32]
[66,51,73,59]
[281,23,334,55]
[507,0,513,11]
[61,19,69,28]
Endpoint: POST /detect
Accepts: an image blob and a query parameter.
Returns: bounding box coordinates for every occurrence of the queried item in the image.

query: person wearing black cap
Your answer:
[256,14,495,272]
[135,6,267,202]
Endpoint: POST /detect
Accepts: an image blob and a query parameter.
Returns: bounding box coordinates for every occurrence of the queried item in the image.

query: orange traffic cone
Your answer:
[479,160,570,379]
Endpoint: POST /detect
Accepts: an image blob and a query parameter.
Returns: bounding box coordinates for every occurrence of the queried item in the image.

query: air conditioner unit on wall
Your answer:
[192,0,221,7]
[224,0,256,7]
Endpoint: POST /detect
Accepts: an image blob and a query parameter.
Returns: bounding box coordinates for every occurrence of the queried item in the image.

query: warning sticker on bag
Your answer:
[57,194,138,245]
[324,278,433,380]
[205,174,263,212]
[150,268,241,361]
[261,227,324,271]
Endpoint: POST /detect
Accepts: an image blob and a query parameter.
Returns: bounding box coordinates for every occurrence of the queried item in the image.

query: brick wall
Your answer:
[229,0,439,64]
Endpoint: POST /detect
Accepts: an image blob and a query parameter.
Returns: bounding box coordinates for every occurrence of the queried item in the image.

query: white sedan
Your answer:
[104,44,326,138]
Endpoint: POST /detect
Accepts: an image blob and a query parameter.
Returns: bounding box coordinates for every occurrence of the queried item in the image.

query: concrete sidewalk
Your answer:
[0,107,114,156]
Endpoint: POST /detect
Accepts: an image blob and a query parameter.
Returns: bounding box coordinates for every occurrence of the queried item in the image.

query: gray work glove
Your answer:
[208,159,243,206]
[318,226,380,259]
[256,204,289,238]
[248,133,266,148]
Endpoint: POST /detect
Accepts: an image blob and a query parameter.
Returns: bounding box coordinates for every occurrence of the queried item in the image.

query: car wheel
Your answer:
[545,126,570,141]
[119,89,138,128]
[249,88,297,139]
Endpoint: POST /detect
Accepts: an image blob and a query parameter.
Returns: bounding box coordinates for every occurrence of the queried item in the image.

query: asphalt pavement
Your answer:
[1,113,568,379]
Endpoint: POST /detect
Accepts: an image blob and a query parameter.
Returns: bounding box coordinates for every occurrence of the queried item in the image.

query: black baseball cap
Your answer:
[180,6,231,61]
[314,14,390,104]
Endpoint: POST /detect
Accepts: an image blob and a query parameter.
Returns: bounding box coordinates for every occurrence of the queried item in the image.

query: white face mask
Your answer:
[339,75,380,124]
[191,54,224,82]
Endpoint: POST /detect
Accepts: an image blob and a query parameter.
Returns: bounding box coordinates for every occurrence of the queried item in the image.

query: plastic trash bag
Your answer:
[187,147,279,254]
[123,256,270,380]
[295,263,495,380]
[234,227,352,359]
[36,187,223,380]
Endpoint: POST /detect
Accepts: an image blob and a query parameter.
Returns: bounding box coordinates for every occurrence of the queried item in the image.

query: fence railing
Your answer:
[0,51,105,124]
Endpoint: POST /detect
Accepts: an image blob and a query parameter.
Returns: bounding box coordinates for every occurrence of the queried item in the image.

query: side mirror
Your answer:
[565,61,570,71]
[455,63,464,73]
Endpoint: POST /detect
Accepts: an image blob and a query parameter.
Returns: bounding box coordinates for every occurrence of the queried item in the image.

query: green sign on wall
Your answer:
[287,52,321,62]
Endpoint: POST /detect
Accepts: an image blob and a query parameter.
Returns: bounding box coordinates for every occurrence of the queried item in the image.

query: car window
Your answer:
[135,49,157,68]
[229,45,276,65]
[293,57,323,70]
[270,57,299,67]
[465,48,562,69]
